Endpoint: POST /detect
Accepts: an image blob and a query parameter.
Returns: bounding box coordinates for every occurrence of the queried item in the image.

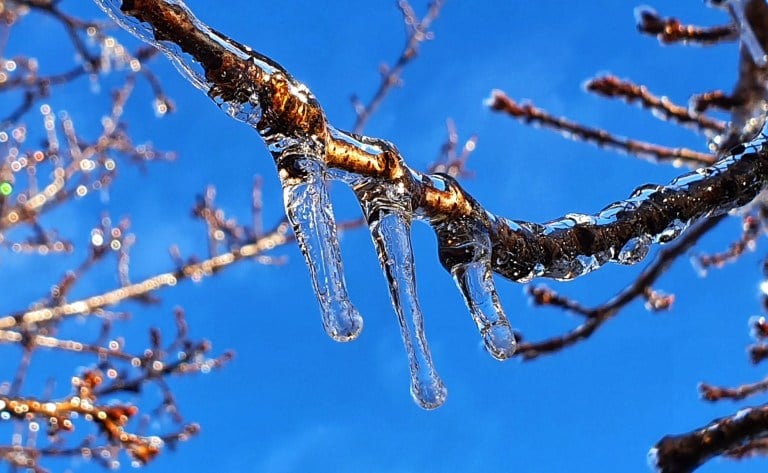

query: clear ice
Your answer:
[94,0,363,341]
[367,210,447,409]
[278,154,363,342]
[93,0,213,91]
[437,218,516,360]
[346,152,446,409]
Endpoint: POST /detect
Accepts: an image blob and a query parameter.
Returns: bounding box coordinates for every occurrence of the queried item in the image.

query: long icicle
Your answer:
[367,210,446,409]
[278,152,363,342]
[348,136,447,408]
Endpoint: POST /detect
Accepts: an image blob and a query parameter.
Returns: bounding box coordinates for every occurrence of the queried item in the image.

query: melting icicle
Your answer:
[441,222,517,361]
[278,153,363,342]
[367,210,446,409]
[451,260,517,360]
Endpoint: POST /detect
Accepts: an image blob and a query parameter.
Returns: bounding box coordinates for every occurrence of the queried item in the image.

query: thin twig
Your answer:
[488,90,716,166]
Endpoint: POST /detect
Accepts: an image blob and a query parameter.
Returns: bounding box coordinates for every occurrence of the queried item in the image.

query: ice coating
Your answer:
[94,0,362,341]
[94,0,225,92]
[491,145,768,282]
[277,153,362,342]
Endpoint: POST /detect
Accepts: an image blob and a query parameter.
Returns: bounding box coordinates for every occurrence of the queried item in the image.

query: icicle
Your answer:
[277,152,363,342]
[437,217,517,361]
[426,175,516,360]
[345,136,446,408]
[616,235,652,264]
[367,210,446,409]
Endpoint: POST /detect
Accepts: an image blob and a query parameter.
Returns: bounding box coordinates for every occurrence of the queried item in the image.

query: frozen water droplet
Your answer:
[629,183,663,201]
[655,218,688,243]
[368,211,446,409]
[278,154,362,342]
[647,447,660,471]
[616,235,651,265]
[217,94,262,125]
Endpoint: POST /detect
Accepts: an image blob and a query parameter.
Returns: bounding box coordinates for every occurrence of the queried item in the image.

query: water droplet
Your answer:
[616,235,651,265]
[655,218,688,244]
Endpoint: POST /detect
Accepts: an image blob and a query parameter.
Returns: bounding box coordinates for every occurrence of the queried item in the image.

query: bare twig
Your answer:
[487,90,716,166]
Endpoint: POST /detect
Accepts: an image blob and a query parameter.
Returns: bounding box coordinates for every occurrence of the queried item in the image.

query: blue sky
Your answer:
[4,1,768,472]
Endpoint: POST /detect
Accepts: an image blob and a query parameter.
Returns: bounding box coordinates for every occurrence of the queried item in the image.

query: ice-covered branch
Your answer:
[487,90,717,166]
[585,75,727,134]
[95,0,768,408]
[652,405,768,473]
[635,6,738,45]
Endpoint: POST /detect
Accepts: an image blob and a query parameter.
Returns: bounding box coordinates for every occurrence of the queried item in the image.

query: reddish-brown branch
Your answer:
[515,215,725,360]
[653,404,768,472]
[701,378,768,402]
[691,90,743,114]
[351,0,443,134]
[488,90,716,166]
[635,7,737,45]
[586,75,727,134]
[696,210,764,271]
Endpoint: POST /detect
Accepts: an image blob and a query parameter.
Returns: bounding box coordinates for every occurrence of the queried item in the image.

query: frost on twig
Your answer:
[93,0,768,412]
